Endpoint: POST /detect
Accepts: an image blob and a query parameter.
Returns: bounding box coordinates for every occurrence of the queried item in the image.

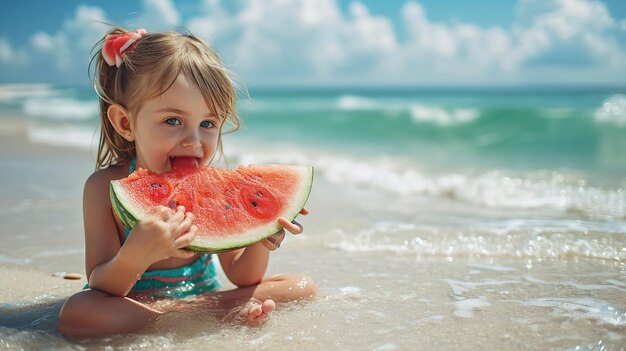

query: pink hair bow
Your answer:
[102,29,147,67]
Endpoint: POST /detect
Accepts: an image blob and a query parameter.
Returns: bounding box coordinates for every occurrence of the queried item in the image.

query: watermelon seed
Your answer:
[225,204,233,210]
[256,191,264,198]
[169,201,177,208]
[251,200,258,207]
[151,183,161,188]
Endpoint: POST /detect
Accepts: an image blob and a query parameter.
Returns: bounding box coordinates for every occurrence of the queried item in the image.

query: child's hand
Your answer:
[261,208,309,251]
[123,205,197,268]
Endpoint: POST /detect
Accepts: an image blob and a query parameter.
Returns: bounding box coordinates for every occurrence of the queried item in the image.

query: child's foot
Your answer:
[245,298,275,325]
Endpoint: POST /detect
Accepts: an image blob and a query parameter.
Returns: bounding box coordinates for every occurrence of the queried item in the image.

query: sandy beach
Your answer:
[1,116,625,350]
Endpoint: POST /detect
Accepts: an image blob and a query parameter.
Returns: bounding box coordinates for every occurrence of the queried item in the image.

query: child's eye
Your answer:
[200,120,215,129]
[165,117,181,126]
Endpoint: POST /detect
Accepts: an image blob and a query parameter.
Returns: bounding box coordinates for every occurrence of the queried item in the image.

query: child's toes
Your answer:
[261,300,276,314]
[248,305,263,321]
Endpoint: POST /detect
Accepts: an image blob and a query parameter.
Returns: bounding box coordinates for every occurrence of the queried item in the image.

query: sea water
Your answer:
[0,84,624,350]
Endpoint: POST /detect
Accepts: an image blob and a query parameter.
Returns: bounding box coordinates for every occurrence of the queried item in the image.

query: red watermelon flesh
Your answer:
[110,165,313,253]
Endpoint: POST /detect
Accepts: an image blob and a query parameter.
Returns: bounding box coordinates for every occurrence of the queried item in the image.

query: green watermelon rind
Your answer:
[110,165,314,254]
[110,182,140,231]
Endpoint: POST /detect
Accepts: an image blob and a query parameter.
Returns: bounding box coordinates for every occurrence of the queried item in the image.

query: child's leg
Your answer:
[58,289,163,337]
[251,273,318,302]
[58,274,317,336]
[208,273,317,304]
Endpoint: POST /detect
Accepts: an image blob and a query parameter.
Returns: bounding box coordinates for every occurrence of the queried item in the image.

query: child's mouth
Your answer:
[170,156,200,170]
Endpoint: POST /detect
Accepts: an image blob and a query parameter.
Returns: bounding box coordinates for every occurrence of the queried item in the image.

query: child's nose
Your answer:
[181,128,201,148]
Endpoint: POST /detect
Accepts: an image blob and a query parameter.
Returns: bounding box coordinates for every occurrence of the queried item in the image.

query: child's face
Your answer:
[131,74,222,173]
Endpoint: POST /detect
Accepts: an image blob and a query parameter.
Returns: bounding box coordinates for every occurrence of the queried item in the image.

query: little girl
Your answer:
[58,28,317,337]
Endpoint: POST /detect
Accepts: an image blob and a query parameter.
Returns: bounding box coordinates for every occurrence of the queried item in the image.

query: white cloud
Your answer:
[2,0,626,85]
[510,0,616,62]
[178,0,626,85]
[132,0,181,31]
[30,31,71,70]
[0,37,29,64]
[28,5,109,71]
[187,0,233,41]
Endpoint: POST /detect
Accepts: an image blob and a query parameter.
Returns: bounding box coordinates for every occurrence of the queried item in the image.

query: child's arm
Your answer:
[218,211,307,287]
[83,170,196,297]
[218,243,270,287]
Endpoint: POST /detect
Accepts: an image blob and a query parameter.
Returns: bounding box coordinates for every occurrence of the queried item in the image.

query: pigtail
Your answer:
[89,28,138,170]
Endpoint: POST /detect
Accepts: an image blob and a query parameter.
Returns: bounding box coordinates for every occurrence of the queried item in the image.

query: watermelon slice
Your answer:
[110,165,313,253]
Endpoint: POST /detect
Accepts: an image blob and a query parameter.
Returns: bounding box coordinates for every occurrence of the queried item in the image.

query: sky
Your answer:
[1,0,626,87]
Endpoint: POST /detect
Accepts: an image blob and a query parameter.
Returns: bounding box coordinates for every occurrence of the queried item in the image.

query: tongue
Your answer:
[171,157,199,170]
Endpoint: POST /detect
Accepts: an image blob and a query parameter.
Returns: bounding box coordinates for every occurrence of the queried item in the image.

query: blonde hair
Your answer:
[90,28,240,170]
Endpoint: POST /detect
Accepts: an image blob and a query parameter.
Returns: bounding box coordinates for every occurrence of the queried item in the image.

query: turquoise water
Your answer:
[2,85,625,173]
[241,87,626,174]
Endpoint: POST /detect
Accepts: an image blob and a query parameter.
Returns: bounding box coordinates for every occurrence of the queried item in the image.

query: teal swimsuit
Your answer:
[86,159,221,298]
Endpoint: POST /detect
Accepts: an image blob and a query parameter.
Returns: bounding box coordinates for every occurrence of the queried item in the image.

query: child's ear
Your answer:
[107,104,134,141]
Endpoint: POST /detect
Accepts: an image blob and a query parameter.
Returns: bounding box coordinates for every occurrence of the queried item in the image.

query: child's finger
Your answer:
[167,206,186,224]
[174,249,196,259]
[174,225,197,248]
[175,213,194,235]
[149,205,174,220]
[278,217,303,234]
[262,230,284,250]
[299,208,309,215]
[261,240,277,251]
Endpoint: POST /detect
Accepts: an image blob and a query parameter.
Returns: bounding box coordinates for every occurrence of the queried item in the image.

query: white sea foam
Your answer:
[453,297,491,318]
[241,97,335,112]
[327,218,625,261]
[594,94,626,127]
[522,297,626,327]
[27,126,96,150]
[523,275,626,293]
[446,279,520,296]
[337,95,384,111]
[317,157,625,218]
[409,104,479,125]
[336,95,481,125]
[467,263,516,272]
[0,84,55,101]
[22,97,98,120]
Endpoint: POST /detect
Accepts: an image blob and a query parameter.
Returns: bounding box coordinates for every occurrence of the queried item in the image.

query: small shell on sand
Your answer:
[63,273,82,280]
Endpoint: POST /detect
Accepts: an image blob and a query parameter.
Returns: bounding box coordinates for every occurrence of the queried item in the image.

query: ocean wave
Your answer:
[326,219,625,261]
[409,105,479,125]
[316,157,625,218]
[594,94,626,127]
[337,95,388,111]
[27,126,96,150]
[241,97,335,112]
[337,95,480,125]
[0,84,55,101]
[224,145,626,219]
[22,97,98,120]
